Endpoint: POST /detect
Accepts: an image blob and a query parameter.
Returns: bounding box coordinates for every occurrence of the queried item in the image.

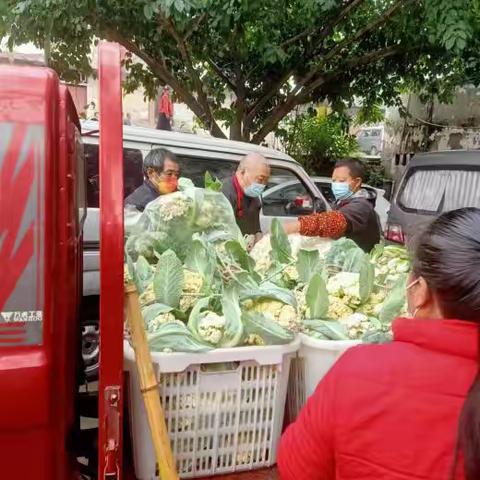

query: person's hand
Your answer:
[282,221,301,235]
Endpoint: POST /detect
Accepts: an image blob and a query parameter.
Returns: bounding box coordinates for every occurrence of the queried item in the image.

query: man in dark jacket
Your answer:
[283,159,381,252]
[125,148,180,211]
[222,152,270,243]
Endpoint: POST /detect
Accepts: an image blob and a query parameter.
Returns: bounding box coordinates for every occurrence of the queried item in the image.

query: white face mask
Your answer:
[406,278,420,318]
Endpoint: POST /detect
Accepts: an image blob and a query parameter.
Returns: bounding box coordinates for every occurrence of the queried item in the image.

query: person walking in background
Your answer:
[157,86,173,131]
[278,207,480,480]
[123,112,132,125]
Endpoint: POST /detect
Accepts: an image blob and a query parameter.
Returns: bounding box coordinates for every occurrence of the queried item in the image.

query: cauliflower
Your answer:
[139,283,155,307]
[244,334,265,346]
[243,299,301,333]
[360,292,387,316]
[277,305,299,331]
[195,201,217,229]
[328,296,354,320]
[146,312,177,333]
[244,234,256,253]
[338,313,371,340]
[284,264,300,283]
[198,311,226,345]
[327,272,360,297]
[184,269,203,292]
[250,235,273,275]
[179,269,204,312]
[157,193,192,222]
[294,287,307,317]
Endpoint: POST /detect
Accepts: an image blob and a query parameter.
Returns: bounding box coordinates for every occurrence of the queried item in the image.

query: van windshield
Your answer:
[399,167,480,214]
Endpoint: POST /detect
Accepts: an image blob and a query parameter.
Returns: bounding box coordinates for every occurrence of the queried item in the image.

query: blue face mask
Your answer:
[244,182,266,198]
[331,182,353,201]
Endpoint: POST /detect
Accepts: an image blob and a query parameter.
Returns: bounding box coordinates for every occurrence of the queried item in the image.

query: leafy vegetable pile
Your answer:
[125,175,410,352]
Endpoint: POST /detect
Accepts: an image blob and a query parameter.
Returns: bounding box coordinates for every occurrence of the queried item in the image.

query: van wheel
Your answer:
[82,320,100,381]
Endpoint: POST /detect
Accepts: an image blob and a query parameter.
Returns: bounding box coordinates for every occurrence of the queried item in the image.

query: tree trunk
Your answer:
[230,114,242,141]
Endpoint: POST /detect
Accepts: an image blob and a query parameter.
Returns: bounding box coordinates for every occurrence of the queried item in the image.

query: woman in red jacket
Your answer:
[278,207,480,480]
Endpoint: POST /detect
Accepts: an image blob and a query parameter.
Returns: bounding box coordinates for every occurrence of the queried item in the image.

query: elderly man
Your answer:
[125,148,180,211]
[222,152,270,243]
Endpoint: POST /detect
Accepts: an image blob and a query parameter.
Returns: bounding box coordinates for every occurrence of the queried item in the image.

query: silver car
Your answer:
[357,127,384,156]
[260,176,390,232]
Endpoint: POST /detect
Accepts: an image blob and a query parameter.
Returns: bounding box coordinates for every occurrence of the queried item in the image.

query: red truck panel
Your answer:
[0,65,81,480]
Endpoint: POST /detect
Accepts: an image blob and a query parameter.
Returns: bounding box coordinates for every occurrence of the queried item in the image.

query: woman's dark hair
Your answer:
[334,158,364,181]
[143,148,179,177]
[412,207,480,480]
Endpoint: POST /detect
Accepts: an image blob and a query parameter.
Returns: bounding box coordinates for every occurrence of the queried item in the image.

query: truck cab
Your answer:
[0,65,85,480]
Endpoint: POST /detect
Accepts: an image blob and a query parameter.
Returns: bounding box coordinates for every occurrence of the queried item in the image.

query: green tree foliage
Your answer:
[1,0,478,142]
[278,112,358,174]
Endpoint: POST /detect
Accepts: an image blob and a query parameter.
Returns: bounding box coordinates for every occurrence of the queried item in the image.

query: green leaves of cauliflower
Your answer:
[147,321,212,353]
[296,249,323,284]
[204,171,223,192]
[379,274,408,324]
[242,311,294,345]
[306,274,329,319]
[270,218,292,264]
[153,250,185,309]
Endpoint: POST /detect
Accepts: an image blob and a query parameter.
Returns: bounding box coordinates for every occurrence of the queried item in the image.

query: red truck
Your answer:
[0,42,281,480]
[0,42,125,480]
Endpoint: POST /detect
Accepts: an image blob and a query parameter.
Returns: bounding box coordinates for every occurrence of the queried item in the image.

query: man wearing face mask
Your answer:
[283,158,380,252]
[125,148,180,212]
[222,152,270,243]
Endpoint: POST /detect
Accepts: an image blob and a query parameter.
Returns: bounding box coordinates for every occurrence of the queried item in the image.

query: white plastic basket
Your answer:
[299,334,361,400]
[124,338,300,479]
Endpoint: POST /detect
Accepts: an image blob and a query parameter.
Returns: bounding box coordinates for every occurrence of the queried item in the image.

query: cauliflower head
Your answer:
[139,283,155,307]
[146,312,177,333]
[179,269,204,312]
[198,311,226,345]
[327,272,360,298]
[243,299,301,333]
[328,296,354,320]
[244,334,265,346]
[338,312,370,340]
[157,193,192,222]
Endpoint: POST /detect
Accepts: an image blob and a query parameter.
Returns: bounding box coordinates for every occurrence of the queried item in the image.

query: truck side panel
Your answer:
[0,65,81,480]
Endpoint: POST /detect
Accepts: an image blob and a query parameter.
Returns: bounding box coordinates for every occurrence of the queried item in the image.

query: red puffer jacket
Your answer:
[278,318,478,480]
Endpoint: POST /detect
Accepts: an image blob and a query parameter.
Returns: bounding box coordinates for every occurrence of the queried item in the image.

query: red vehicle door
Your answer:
[97,42,125,480]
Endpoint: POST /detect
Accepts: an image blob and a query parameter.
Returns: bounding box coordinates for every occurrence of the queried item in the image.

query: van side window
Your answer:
[84,144,143,208]
[399,168,480,213]
[176,156,238,187]
[262,167,323,217]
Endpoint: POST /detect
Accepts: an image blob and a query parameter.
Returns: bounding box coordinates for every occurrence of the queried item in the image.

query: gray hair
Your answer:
[238,152,269,170]
[143,148,179,177]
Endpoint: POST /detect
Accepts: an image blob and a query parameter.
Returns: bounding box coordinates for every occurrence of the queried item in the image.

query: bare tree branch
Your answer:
[206,57,237,93]
[280,28,315,48]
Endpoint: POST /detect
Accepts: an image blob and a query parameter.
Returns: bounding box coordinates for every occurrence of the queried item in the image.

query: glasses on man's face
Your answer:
[158,170,180,179]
